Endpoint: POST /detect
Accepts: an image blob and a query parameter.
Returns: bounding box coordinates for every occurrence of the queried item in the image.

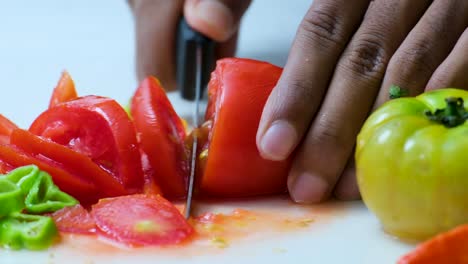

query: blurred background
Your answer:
[0,0,311,127]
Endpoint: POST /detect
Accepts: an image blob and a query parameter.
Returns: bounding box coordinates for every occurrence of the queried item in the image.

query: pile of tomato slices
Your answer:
[0,58,292,246]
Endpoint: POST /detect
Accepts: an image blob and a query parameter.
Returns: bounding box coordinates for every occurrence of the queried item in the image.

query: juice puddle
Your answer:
[51,197,352,258]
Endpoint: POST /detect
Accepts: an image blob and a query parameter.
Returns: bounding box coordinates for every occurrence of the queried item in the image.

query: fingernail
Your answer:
[289,173,328,204]
[193,0,235,41]
[259,120,297,161]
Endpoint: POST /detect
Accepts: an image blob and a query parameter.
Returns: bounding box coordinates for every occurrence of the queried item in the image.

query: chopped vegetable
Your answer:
[131,77,189,199]
[356,88,468,240]
[0,114,18,145]
[48,70,77,108]
[91,194,194,246]
[398,224,468,264]
[51,204,96,235]
[0,178,24,218]
[0,213,58,250]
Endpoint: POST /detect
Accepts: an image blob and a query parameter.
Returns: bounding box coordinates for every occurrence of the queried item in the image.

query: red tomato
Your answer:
[91,194,194,246]
[0,114,18,144]
[10,129,128,198]
[131,77,189,199]
[51,204,97,235]
[49,71,78,108]
[200,58,291,197]
[0,144,98,203]
[29,95,144,192]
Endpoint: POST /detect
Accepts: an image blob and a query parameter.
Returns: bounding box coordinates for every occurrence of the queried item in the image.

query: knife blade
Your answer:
[176,17,215,219]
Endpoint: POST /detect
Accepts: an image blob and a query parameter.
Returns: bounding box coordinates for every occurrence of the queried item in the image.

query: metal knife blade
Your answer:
[184,43,202,219]
[176,17,214,219]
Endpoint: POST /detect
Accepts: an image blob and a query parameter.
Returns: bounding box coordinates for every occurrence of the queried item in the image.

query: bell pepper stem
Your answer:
[425,97,467,128]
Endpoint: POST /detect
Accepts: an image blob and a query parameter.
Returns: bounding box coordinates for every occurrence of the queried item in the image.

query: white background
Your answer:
[0,1,416,263]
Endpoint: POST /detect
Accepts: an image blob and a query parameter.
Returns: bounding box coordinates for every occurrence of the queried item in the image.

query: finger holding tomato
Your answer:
[256,0,468,203]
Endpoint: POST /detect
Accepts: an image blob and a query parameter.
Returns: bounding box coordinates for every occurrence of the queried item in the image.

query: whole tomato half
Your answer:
[199,58,291,197]
[356,88,468,240]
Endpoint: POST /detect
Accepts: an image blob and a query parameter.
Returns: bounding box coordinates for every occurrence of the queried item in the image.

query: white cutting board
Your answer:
[1,198,414,264]
[0,1,416,263]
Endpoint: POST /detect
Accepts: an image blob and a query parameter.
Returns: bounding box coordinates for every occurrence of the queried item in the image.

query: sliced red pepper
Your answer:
[0,114,18,145]
[0,144,98,204]
[11,129,128,198]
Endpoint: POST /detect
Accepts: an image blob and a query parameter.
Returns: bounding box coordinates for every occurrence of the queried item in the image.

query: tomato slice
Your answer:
[29,95,144,192]
[200,58,291,197]
[131,77,189,199]
[0,144,98,203]
[51,204,96,235]
[91,194,194,246]
[49,71,78,108]
[10,129,128,198]
[0,114,18,145]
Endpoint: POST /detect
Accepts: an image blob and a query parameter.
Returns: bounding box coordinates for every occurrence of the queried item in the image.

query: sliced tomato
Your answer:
[29,95,144,192]
[91,194,194,246]
[131,77,189,199]
[51,204,96,235]
[0,144,98,203]
[200,58,291,197]
[10,129,128,198]
[49,71,78,108]
[0,114,18,144]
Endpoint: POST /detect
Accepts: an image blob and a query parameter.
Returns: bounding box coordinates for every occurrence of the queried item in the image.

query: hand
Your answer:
[256,0,468,203]
[127,0,251,91]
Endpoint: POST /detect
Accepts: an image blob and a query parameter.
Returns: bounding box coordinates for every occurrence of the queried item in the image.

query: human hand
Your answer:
[256,0,468,203]
[127,0,251,90]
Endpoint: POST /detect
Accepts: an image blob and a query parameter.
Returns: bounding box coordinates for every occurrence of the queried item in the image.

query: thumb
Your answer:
[184,0,251,42]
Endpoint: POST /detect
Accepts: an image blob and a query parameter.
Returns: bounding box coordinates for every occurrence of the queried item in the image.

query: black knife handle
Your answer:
[176,17,215,101]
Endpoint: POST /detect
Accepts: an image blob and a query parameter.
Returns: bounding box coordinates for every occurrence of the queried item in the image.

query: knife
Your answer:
[176,17,215,219]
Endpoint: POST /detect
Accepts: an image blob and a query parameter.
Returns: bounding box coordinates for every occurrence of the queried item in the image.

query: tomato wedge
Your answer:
[200,58,291,197]
[49,71,78,108]
[29,95,144,192]
[51,204,96,235]
[10,129,128,198]
[0,114,18,145]
[0,144,97,203]
[91,194,194,246]
[131,77,189,199]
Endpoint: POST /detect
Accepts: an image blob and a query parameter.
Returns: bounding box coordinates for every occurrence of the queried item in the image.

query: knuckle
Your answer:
[298,5,344,50]
[341,33,388,79]
[310,114,347,148]
[388,40,436,79]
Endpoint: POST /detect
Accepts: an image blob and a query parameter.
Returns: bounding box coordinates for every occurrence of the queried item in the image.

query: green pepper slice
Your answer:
[25,171,78,214]
[0,213,58,250]
[0,178,24,218]
[6,165,78,214]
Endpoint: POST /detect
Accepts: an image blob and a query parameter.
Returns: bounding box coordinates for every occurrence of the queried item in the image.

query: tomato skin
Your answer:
[0,144,98,203]
[10,129,128,198]
[356,88,468,240]
[29,95,144,193]
[131,77,189,199]
[0,114,18,145]
[51,204,97,235]
[49,71,78,108]
[91,194,194,246]
[200,58,291,197]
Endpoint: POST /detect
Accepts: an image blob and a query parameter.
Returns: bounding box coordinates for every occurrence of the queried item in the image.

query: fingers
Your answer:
[426,28,468,90]
[129,0,184,90]
[333,157,360,200]
[286,0,432,203]
[184,0,252,42]
[256,0,370,161]
[375,0,468,105]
